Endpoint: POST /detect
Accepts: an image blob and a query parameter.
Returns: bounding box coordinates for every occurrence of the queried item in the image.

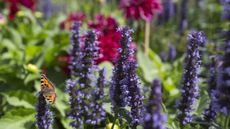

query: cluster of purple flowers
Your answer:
[178,0,188,32]
[144,79,166,129]
[203,58,217,123]
[177,31,206,125]
[158,0,176,25]
[212,41,230,116]
[110,27,145,127]
[65,22,105,127]
[221,0,230,20]
[35,92,53,129]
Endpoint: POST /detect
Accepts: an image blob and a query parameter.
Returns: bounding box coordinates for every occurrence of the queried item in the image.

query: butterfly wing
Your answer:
[42,90,56,104]
[41,74,55,90]
[40,74,56,104]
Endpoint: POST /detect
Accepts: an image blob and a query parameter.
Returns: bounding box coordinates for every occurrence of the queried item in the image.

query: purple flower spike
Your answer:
[69,22,82,77]
[177,31,206,125]
[212,40,230,116]
[203,58,217,124]
[66,79,83,128]
[66,27,100,127]
[127,61,144,127]
[86,69,106,125]
[144,79,166,129]
[36,92,53,129]
[221,0,230,20]
[110,26,133,108]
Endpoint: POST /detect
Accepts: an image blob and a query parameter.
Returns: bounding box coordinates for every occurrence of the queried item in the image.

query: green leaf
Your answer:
[0,108,35,129]
[137,50,158,82]
[2,90,36,109]
[24,73,39,85]
[25,45,42,62]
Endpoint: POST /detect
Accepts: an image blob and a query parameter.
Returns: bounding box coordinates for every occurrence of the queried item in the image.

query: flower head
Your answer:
[5,0,37,20]
[35,92,53,129]
[89,15,121,64]
[120,0,162,21]
[144,79,166,129]
[177,31,206,125]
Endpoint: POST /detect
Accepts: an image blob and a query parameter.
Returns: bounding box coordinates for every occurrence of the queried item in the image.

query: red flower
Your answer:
[5,0,36,20]
[88,15,121,64]
[120,0,162,22]
[60,12,85,30]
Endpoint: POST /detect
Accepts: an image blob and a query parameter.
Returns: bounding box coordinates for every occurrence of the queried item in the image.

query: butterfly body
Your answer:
[40,74,56,104]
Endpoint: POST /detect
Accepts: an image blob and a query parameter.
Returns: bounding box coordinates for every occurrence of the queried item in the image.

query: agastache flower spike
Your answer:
[86,68,106,125]
[144,79,166,129]
[158,0,176,24]
[127,61,144,127]
[66,79,84,128]
[78,30,99,124]
[177,31,206,125]
[110,27,133,108]
[203,58,217,125]
[36,92,53,129]
[178,0,188,32]
[212,41,230,115]
[69,22,82,78]
[221,0,230,20]
[66,26,99,127]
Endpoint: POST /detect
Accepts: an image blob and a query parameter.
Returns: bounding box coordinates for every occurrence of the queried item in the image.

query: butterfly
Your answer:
[40,73,56,104]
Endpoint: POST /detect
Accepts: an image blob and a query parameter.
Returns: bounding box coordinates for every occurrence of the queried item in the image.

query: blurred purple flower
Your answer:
[144,79,166,129]
[221,0,230,20]
[120,0,162,22]
[168,44,177,62]
[179,0,188,32]
[203,58,217,124]
[212,40,230,116]
[158,0,176,24]
[177,31,206,125]
[35,92,53,129]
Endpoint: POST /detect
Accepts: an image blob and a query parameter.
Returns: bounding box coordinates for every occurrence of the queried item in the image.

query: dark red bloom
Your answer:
[5,0,36,20]
[60,12,85,30]
[88,15,121,64]
[120,0,162,21]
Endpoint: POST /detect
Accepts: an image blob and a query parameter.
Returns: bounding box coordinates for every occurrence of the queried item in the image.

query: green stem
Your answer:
[144,21,150,55]
[224,115,230,129]
[112,111,118,129]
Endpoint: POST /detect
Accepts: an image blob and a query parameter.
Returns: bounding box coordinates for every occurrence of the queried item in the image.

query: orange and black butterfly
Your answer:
[40,73,56,104]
